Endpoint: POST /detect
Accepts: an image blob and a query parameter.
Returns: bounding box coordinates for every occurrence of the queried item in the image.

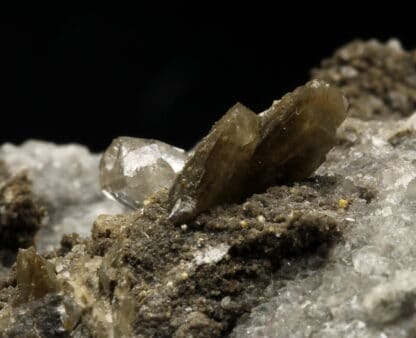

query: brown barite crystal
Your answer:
[250,80,348,187]
[168,103,260,223]
[14,247,60,305]
[169,80,348,223]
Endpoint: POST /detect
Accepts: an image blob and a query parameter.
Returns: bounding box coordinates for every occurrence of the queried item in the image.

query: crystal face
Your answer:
[100,137,187,208]
[248,79,348,190]
[168,103,260,223]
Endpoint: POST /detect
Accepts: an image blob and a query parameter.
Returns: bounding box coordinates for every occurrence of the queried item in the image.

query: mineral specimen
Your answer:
[100,81,346,224]
[100,136,187,208]
[169,80,347,223]
[4,38,416,338]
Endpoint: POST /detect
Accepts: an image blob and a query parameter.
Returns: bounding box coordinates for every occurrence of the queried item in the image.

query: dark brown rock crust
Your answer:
[0,179,348,337]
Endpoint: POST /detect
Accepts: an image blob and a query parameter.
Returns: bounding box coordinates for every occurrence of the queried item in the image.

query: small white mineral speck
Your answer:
[194,244,230,266]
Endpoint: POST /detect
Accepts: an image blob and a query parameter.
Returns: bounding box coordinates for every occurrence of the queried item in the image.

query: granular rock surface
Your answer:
[0,183,342,337]
[231,113,416,337]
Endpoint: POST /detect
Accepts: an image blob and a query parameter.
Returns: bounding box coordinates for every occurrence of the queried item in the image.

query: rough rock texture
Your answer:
[0,184,342,337]
[169,81,347,224]
[0,162,44,279]
[0,170,44,251]
[0,293,67,338]
[312,39,416,119]
[0,141,126,252]
[100,136,187,209]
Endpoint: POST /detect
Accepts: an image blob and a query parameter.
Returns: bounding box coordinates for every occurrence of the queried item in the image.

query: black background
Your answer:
[1,4,414,151]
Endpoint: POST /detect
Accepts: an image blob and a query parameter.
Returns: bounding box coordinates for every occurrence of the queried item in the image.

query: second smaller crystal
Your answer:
[99,137,187,208]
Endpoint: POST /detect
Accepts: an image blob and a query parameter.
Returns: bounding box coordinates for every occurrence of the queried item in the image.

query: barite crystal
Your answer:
[168,103,260,223]
[249,79,348,189]
[169,80,348,223]
[100,137,187,208]
[15,247,60,305]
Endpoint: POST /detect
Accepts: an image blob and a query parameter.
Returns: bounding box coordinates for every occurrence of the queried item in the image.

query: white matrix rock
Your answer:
[0,140,126,251]
[232,113,416,337]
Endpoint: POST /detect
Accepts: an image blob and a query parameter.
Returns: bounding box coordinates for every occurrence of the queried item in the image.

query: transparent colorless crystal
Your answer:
[100,137,187,208]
